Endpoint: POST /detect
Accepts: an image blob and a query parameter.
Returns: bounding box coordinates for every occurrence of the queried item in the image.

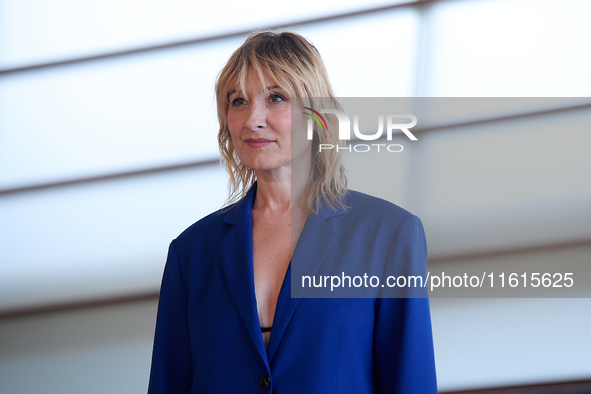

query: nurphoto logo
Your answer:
[303,106,418,153]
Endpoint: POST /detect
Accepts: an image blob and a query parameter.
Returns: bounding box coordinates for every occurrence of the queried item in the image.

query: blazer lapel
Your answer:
[218,185,269,365]
[266,195,348,363]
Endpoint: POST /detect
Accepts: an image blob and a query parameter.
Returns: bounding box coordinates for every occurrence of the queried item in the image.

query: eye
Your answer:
[268,93,285,103]
[230,97,246,107]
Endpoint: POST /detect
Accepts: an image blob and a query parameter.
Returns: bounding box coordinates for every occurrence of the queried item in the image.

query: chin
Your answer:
[243,158,287,173]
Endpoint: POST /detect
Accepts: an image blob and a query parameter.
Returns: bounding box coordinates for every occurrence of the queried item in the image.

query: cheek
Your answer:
[226,114,241,140]
[276,109,292,132]
[290,110,306,130]
[291,120,312,156]
[289,112,308,146]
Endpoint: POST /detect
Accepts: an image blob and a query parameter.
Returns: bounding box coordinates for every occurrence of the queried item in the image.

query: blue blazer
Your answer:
[148,184,437,393]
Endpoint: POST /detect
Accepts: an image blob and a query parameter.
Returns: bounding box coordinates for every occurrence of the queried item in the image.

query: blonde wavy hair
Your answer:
[215,30,347,213]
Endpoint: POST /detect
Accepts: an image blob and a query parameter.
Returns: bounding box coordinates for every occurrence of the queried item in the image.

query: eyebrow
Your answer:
[228,86,282,96]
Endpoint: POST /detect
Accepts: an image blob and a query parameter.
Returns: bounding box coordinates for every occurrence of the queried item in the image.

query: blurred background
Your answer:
[1,0,591,392]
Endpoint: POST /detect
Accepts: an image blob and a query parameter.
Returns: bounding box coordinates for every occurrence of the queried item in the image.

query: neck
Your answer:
[253,162,311,216]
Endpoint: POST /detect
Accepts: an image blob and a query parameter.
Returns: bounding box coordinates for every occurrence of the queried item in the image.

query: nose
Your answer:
[244,101,267,131]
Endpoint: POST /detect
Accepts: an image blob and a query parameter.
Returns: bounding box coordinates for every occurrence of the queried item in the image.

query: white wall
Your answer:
[0,300,158,394]
[1,0,591,392]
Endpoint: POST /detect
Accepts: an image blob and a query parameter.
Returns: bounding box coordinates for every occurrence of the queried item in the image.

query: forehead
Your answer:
[245,69,276,89]
[229,71,283,96]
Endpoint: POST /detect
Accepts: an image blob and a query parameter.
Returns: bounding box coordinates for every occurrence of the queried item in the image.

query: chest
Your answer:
[251,213,291,322]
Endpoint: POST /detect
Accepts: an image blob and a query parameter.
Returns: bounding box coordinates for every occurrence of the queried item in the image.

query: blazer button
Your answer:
[259,374,271,388]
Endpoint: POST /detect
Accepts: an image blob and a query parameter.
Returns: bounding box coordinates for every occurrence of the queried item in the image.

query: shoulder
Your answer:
[342,189,418,229]
[177,207,226,239]
[171,203,236,255]
[317,190,424,243]
[343,191,428,277]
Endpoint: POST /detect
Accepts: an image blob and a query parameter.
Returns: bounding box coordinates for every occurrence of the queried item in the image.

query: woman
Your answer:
[148,31,437,393]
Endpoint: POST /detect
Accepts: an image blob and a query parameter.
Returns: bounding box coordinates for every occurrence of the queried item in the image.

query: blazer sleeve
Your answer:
[148,240,193,394]
[373,215,438,393]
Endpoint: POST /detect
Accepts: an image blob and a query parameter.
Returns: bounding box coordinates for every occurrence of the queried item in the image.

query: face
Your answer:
[227,72,310,176]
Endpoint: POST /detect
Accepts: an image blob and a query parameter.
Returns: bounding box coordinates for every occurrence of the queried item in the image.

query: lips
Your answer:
[244,138,274,148]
